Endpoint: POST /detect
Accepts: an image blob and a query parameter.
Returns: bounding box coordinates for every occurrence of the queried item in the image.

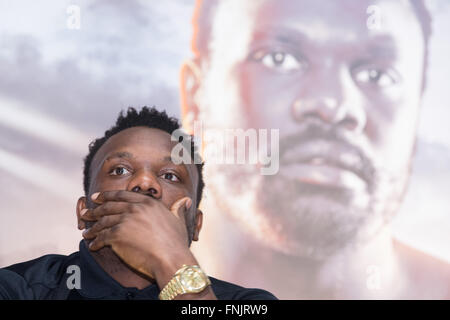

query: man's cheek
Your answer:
[364,94,402,138]
[94,178,129,193]
[161,189,188,211]
[241,72,297,125]
[368,110,417,172]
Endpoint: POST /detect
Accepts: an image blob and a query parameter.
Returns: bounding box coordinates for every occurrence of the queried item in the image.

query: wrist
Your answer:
[152,249,198,289]
[158,264,214,300]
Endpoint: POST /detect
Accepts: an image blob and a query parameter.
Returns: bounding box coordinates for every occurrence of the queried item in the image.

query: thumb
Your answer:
[170,197,192,220]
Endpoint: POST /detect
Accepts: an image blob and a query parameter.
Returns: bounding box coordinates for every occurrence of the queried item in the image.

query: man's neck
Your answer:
[86,241,154,290]
[313,226,406,299]
[208,219,406,299]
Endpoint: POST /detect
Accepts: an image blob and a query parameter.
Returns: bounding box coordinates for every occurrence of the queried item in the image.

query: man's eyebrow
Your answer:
[352,35,398,66]
[161,155,191,171]
[105,151,134,162]
[252,27,398,56]
[252,27,310,46]
[367,35,397,57]
[162,155,187,166]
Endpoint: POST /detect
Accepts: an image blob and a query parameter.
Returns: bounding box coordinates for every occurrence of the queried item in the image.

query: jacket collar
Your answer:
[77,240,160,299]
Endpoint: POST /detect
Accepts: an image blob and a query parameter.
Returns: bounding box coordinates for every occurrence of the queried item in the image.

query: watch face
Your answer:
[179,267,207,291]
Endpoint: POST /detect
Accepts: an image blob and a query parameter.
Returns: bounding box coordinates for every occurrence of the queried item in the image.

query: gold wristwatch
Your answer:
[159,265,211,300]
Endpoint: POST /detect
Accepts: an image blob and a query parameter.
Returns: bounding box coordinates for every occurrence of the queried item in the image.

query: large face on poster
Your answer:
[182,0,425,257]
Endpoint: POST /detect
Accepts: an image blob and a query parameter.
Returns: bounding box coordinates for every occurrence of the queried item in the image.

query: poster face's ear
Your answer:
[180,59,202,135]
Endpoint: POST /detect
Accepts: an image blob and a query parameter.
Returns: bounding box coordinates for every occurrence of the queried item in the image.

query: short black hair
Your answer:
[83,106,205,207]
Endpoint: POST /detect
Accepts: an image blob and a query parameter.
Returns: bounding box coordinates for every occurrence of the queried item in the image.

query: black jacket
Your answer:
[0,240,277,300]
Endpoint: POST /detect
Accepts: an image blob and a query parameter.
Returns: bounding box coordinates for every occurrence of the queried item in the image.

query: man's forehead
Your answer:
[212,0,421,48]
[90,127,199,184]
[92,127,175,165]
[107,127,173,145]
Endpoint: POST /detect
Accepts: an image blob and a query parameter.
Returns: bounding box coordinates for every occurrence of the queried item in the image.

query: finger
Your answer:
[83,201,130,220]
[88,228,115,251]
[170,197,191,221]
[90,190,148,204]
[78,219,86,230]
[78,209,96,229]
[82,215,122,240]
[78,208,89,229]
[80,208,98,222]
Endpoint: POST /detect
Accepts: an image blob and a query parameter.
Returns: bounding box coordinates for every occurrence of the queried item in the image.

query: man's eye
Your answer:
[110,166,130,176]
[354,68,399,88]
[254,50,303,73]
[161,172,180,182]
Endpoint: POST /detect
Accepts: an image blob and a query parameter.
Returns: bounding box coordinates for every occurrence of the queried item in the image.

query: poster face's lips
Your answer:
[279,141,369,190]
[278,161,367,191]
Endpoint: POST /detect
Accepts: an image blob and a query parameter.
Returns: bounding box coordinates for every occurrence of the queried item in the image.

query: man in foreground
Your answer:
[0,107,276,300]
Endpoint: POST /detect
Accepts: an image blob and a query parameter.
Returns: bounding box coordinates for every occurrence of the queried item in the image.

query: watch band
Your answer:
[159,277,184,300]
[159,264,210,300]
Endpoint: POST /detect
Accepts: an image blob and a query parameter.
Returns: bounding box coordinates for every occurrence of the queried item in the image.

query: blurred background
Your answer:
[0,0,449,287]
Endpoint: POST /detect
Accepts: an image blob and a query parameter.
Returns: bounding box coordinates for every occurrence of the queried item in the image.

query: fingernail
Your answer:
[185,198,192,210]
[80,209,88,216]
[91,192,100,200]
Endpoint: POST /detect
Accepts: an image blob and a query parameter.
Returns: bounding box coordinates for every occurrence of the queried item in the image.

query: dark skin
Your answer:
[75,126,217,300]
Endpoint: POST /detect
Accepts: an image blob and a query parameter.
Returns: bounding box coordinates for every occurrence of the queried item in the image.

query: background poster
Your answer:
[0,0,449,299]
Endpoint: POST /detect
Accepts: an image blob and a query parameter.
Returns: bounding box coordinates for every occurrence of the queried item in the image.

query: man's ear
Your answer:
[76,197,87,230]
[180,59,202,135]
[192,209,203,242]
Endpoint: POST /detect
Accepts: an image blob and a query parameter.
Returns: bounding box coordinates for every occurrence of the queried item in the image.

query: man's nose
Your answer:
[291,65,367,133]
[128,169,162,198]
